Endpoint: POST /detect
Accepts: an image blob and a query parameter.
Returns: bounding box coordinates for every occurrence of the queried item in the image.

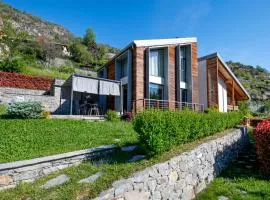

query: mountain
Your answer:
[0,2,74,43]
[0,1,119,78]
[226,61,270,101]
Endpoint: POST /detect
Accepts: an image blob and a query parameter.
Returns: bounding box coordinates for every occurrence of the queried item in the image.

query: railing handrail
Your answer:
[134,98,204,106]
[132,98,205,113]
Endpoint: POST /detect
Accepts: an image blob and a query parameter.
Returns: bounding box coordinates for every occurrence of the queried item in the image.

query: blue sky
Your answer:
[4,0,270,70]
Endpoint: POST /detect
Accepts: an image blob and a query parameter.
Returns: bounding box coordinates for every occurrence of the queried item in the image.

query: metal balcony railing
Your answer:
[133,99,204,113]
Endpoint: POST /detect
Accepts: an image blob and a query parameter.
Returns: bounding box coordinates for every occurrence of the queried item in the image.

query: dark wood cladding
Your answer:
[132,47,145,112]
[168,46,176,109]
[191,43,199,104]
[207,57,218,107]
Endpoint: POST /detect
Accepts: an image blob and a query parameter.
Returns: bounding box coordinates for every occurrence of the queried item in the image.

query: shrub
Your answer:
[105,110,119,121]
[7,101,43,119]
[42,111,51,119]
[133,109,244,156]
[253,119,270,175]
[121,112,133,121]
[0,57,25,73]
[0,104,7,117]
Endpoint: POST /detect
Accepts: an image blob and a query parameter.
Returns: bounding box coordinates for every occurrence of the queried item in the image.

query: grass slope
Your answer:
[0,119,138,163]
[0,129,236,200]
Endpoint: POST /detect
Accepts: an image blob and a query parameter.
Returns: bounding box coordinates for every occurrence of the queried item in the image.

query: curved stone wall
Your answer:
[96,127,248,200]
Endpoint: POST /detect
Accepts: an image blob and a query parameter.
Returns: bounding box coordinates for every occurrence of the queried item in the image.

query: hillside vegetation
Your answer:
[226,61,270,100]
[0,1,118,79]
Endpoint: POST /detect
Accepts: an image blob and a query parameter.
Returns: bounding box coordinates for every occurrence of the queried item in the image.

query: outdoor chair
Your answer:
[88,104,100,116]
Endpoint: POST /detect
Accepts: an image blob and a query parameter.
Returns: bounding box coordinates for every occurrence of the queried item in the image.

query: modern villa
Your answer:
[97,37,250,113]
[98,38,200,113]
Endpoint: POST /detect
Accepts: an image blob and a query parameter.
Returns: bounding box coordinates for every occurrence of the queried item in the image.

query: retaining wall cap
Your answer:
[0,145,116,171]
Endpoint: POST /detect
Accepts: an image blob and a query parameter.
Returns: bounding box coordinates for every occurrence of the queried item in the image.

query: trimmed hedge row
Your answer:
[133,109,244,156]
[0,72,53,90]
[254,119,270,175]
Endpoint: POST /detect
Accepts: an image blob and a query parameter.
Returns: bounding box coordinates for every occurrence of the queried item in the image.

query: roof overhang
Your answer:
[98,37,197,71]
[133,37,197,47]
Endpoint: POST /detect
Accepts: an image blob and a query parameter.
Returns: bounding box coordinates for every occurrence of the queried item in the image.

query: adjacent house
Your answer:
[198,53,250,112]
[98,38,201,113]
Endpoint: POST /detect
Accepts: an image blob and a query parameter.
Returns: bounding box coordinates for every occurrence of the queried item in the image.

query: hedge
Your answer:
[0,72,53,90]
[133,109,244,156]
[254,119,270,175]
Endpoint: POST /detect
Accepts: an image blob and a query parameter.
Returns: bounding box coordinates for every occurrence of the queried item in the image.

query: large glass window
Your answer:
[181,89,188,102]
[180,47,187,82]
[98,69,104,78]
[150,83,164,100]
[120,57,128,78]
[150,49,164,77]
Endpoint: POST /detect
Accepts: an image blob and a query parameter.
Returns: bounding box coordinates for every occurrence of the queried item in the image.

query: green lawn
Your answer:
[0,130,236,200]
[23,66,71,79]
[0,119,138,163]
[196,138,270,200]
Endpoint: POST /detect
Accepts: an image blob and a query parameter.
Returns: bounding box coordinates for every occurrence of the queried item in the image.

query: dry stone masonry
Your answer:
[0,145,116,190]
[95,127,248,200]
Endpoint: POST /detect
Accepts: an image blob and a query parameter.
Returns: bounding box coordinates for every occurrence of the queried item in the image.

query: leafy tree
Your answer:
[1,20,29,56]
[256,65,268,73]
[83,28,96,49]
[70,39,92,65]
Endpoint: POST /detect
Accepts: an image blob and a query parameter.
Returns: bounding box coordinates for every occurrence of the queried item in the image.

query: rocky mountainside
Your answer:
[0,2,74,43]
[227,61,270,101]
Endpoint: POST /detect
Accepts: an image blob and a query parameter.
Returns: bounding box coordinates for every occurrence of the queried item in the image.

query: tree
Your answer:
[256,65,268,74]
[70,39,92,66]
[83,28,96,49]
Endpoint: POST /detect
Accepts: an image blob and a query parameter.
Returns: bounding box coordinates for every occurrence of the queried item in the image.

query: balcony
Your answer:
[227,105,239,111]
[133,99,204,113]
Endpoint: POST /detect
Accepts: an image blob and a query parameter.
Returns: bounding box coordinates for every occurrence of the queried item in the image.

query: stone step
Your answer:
[41,174,69,189]
[78,172,103,184]
[121,145,138,152]
[128,155,145,162]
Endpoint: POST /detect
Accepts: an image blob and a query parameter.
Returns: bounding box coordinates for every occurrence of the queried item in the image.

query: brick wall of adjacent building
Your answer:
[207,57,219,107]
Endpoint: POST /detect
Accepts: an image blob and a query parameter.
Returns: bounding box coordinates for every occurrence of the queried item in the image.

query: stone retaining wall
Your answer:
[0,79,69,114]
[0,145,116,190]
[96,127,248,200]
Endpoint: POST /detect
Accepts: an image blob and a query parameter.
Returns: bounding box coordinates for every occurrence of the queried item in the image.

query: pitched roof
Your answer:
[198,52,251,100]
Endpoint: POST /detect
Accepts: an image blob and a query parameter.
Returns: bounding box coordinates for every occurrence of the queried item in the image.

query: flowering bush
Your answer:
[121,112,133,121]
[254,119,270,175]
[0,72,53,91]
